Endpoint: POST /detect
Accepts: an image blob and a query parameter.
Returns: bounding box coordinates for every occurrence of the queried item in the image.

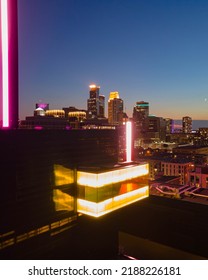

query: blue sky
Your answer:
[16,0,208,119]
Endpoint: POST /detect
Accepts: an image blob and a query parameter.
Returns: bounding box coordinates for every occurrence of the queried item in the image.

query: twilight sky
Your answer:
[17,0,208,119]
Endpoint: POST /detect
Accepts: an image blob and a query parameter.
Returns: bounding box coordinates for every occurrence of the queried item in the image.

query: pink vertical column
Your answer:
[126,121,132,162]
[1,0,18,129]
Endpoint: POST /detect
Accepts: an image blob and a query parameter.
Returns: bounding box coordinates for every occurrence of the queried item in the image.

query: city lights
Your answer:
[1,0,9,127]
[89,84,100,89]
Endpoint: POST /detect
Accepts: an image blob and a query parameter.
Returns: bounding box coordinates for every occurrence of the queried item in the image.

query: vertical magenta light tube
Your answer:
[1,0,18,129]
[126,121,132,162]
[1,0,9,127]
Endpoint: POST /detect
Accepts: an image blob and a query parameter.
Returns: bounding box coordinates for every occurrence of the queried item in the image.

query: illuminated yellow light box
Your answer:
[77,186,149,217]
[77,164,148,188]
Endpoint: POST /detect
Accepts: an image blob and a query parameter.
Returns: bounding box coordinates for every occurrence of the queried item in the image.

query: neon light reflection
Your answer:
[1,0,9,127]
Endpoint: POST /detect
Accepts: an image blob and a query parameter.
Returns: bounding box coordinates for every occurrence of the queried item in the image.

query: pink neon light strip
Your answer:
[1,0,9,127]
[126,121,132,162]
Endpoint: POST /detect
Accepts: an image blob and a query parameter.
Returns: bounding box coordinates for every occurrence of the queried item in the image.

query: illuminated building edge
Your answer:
[77,164,149,188]
[53,163,149,217]
[77,186,149,217]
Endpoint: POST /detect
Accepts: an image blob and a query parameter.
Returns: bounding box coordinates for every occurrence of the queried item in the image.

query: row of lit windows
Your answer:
[0,216,77,250]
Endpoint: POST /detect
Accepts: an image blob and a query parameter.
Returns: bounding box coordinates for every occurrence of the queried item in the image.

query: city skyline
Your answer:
[2,0,208,120]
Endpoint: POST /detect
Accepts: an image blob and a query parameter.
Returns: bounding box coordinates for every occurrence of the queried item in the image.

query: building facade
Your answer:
[87,84,100,118]
[189,166,208,188]
[182,116,192,133]
[99,95,105,118]
[0,129,149,258]
[165,118,174,134]
[108,92,123,125]
[133,101,149,136]
[161,159,193,185]
[147,116,166,142]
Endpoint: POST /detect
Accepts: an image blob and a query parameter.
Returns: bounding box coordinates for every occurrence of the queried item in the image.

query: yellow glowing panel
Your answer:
[53,189,74,211]
[109,92,120,100]
[77,164,149,188]
[77,186,149,217]
[54,164,74,186]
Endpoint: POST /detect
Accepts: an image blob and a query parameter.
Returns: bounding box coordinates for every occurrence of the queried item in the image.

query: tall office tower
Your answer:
[148,116,166,142]
[133,101,149,136]
[108,92,123,125]
[0,0,19,128]
[87,84,100,118]
[99,95,105,118]
[165,118,174,134]
[182,116,192,133]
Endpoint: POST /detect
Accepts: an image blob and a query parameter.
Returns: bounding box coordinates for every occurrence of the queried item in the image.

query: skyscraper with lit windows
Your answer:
[99,95,105,118]
[133,101,149,136]
[182,116,192,133]
[87,84,100,118]
[108,92,123,125]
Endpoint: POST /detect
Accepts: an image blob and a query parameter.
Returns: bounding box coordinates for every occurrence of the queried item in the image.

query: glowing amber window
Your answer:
[45,110,65,118]
[54,164,74,186]
[53,189,74,212]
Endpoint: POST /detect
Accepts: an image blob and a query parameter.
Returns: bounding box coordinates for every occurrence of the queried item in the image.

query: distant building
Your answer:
[68,111,86,121]
[166,133,193,145]
[45,110,65,118]
[165,118,174,134]
[62,106,87,118]
[108,92,123,125]
[173,145,208,155]
[147,116,166,142]
[182,116,192,133]
[198,128,208,137]
[99,95,105,118]
[108,91,123,125]
[133,101,149,137]
[34,103,49,116]
[189,166,208,188]
[34,107,46,116]
[87,84,100,118]
[36,103,49,111]
[161,159,193,185]
[19,116,69,129]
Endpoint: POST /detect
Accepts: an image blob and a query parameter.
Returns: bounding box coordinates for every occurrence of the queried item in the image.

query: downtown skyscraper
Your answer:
[108,92,123,125]
[87,84,105,118]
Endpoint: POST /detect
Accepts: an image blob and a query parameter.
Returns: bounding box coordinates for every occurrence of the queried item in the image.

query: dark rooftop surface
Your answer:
[78,161,147,173]
[151,176,180,183]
